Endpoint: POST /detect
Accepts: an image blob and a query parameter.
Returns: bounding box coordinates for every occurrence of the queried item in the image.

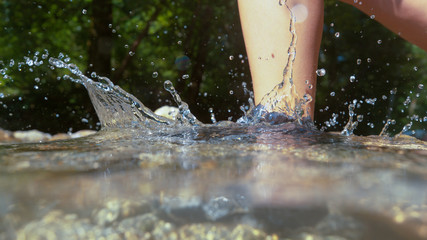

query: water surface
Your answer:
[1,122,426,239]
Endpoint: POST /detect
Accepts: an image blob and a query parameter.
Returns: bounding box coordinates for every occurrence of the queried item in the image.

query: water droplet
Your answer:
[91,72,97,78]
[34,85,39,90]
[229,90,234,95]
[164,80,174,91]
[356,59,362,65]
[418,84,424,89]
[82,9,87,14]
[81,118,89,123]
[413,66,418,71]
[365,98,376,105]
[128,51,135,56]
[330,92,335,97]
[305,80,309,85]
[182,74,189,79]
[25,57,34,66]
[377,39,382,44]
[208,107,217,124]
[152,72,158,78]
[403,97,411,106]
[334,32,340,38]
[308,84,313,89]
[370,15,375,19]
[390,88,397,94]
[316,68,326,76]
[177,40,182,45]
[303,93,312,103]
[124,44,129,49]
[357,115,364,122]
[238,54,243,59]
[34,77,40,83]
[229,55,234,60]
[367,58,371,63]
[0,93,4,98]
[382,95,387,100]
[349,75,356,82]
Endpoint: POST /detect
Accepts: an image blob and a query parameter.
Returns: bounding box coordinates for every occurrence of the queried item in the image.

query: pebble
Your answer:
[13,129,51,142]
[0,128,13,141]
[0,128,96,142]
[154,105,179,120]
[92,199,152,227]
[70,130,96,138]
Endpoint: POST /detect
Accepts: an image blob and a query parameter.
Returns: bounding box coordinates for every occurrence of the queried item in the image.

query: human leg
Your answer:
[339,0,427,51]
[237,0,324,117]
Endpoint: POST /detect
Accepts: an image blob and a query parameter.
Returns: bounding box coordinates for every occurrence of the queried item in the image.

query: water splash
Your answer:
[394,122,413,139]
[341,103,359,136]
[379,119,395,137]
[208,108,217,124]
[163,80,201,126]
[49,57,174,129]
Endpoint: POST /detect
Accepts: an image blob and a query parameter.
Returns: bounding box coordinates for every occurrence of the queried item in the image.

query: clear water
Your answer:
[1,122,427,239]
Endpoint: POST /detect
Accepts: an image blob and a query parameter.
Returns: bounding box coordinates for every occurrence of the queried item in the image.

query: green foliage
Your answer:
[317,1,427,136]
[0,0,426,137]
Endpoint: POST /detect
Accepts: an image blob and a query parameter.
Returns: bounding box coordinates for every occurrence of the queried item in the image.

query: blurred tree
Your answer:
[87,0,113,78]
[0,0,425,137]
[316,0,427,136]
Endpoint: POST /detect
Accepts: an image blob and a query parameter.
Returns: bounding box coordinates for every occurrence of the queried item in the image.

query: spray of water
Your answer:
[49,57,174,129]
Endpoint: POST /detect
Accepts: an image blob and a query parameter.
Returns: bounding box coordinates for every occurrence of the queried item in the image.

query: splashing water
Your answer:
[49,57,175,129]
[163,80,201,126]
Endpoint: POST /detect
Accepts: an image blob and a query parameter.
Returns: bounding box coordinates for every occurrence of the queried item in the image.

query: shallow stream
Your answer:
[1,119,427,239]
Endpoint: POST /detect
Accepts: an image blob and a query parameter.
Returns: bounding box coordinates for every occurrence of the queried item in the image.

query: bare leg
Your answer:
[238,0,324,117]
[340,0,427,51]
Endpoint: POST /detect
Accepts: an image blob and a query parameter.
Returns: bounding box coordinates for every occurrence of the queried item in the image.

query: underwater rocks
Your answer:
[12,202,397,240]
[14,209,275,240]
[0,128,96,143]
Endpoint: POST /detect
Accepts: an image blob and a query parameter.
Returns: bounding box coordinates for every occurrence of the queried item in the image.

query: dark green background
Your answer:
[0,0,426,137]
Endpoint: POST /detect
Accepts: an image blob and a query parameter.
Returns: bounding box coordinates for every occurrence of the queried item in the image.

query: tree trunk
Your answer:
[87,0,113,78]
[179,3,213,106]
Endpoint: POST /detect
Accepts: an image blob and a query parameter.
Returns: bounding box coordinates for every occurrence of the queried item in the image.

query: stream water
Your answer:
[1,115,427,239]
[1,2,427,240]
